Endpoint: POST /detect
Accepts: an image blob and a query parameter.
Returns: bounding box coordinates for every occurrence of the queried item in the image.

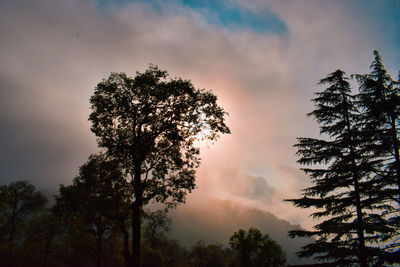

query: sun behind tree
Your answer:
[89,65,230,267]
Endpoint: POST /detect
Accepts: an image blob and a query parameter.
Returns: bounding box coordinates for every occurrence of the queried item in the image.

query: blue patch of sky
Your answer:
[348,0,400,70]
[372,0,400,75]
[97,0,287,34]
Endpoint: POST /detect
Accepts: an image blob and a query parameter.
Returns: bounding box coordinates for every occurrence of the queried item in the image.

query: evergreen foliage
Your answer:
[354,50,400,263]
[288,51,400,266]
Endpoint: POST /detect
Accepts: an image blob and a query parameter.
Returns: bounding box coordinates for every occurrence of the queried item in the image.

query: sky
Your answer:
[0,0,399,262]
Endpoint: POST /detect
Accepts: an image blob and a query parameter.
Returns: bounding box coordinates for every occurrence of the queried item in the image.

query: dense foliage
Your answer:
[287,51,400,266]
[0,181,47,266]
[229,227,286,267]
[0,181,286,267]
[89,65,230,267]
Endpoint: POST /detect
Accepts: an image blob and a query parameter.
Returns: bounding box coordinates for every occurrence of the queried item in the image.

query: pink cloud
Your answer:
[0,0,396,230]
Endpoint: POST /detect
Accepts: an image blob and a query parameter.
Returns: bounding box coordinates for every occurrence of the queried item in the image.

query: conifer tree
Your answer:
[286,70,390,266]
[355,51,400,198]
[355,51,400,263]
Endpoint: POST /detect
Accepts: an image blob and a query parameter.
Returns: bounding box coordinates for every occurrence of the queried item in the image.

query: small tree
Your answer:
[255,238,286,267]
[23,208,64,266]
[54,154,130,267]
[143,209,171,250]
[0,181,47,258]
[89,65,230,267]
[229,228,286,267]
[188,241,231,267]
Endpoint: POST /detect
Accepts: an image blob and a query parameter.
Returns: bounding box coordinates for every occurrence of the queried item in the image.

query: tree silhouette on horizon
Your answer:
[287,52,400,265]
[89,65,230,267]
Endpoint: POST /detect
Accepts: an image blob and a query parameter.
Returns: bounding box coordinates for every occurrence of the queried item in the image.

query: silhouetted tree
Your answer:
[142,237,188,267]
[143,209,171,250]
[23,208,64,266]
[89,65,230,267]
[188,241,208,267]
[54,154,129,267]
[229,228,285,267]
[255,238,286,266]
[286,70,391,266]
[188,241,232,267]
[355,51,400,196]
[354,50,400,264]
[0,180,47,263]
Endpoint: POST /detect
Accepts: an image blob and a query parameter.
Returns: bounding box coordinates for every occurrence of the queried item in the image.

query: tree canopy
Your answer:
[355,51,400,263]
[229,227,286,267]
[0,181,47,263]
[54,154,129,267]
[89,65,230,267]
[287,51,400,266]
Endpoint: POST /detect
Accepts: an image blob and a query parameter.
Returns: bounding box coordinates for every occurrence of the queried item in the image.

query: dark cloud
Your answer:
[0,94,96,190]
[235,175,276,203]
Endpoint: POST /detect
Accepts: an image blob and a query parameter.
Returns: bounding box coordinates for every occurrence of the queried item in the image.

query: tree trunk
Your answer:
[348,148,367,267]
[343,97,367,267]
[353,177,367,267]
[131,167,143,267]
[8,196,18,257]
[131,203,142,267]
[8,223,16,256]
[44,231,53,266]
[119,217,131,267]
[389,115,400,202]
[90,220,107,267]
[96,234,103,267]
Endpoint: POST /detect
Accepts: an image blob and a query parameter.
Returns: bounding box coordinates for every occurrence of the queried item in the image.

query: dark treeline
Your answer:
[287,51,400,266]
[0,180,286,266]
[1,51,398,267]
[1,66,287,267]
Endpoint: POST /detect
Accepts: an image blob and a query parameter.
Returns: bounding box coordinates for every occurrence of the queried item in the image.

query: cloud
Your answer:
[119,0,288,34]
[238,175,277,203]
[168,198,314,264]
[0,0,398,232]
